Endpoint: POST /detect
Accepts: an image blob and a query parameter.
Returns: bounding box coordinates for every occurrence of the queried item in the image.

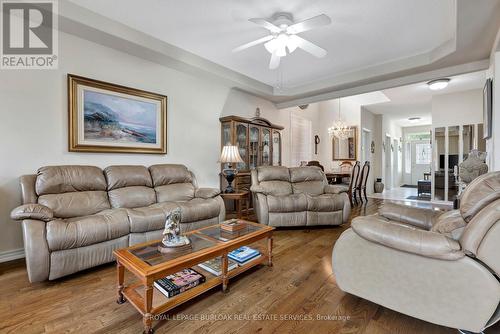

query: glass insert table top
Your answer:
[129,234,216,266]
[196,224,262,242]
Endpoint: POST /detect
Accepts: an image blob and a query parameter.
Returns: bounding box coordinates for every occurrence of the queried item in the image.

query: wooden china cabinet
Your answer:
[220,115,284,206]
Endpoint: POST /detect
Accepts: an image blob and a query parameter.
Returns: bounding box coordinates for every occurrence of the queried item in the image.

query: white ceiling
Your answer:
[70,0,456,89]
[364,71,486,127]
[62,0,500,105]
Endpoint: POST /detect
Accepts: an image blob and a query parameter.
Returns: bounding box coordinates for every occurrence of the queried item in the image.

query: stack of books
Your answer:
[228,246,261,266]
[198,257,238,276]
[154,268,206,298]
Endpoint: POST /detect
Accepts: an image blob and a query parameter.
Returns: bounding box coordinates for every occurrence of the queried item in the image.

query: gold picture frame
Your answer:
[68,74,167,154]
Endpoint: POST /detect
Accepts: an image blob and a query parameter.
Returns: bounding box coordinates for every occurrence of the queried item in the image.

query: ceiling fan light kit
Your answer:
[233,12,331,69]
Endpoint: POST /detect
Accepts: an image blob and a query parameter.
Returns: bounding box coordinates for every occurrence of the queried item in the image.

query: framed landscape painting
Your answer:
[68,74,167,154]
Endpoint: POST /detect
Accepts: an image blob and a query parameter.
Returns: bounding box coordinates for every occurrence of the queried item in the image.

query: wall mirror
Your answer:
[332,127,357,161]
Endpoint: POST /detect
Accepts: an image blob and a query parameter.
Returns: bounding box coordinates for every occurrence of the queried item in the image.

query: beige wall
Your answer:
[0,32,279,257]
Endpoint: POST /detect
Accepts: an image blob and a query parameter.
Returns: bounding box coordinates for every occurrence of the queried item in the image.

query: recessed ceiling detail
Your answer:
[63,0,499,105]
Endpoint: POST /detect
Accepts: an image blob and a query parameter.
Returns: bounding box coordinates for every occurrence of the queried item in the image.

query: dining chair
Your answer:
[356,161,371,203]
[306,160,324,171]
[348,161,361,206]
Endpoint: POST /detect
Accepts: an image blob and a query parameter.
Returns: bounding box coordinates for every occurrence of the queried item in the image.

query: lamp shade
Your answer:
[220,145,244,164]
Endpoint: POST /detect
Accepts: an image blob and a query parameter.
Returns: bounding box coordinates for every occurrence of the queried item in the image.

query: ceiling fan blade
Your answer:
[249,18,281,33]
[232,35,274,53]
[290,35,327,58]
[269,52,280,70]
[286,14,331,34]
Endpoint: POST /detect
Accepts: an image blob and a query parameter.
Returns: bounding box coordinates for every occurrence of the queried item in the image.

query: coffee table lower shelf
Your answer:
[121,253,269,326]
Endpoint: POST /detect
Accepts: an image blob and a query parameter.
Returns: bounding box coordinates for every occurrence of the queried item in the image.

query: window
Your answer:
[291,115,312,166]
[405,142,411,174]
[415,143,432,165]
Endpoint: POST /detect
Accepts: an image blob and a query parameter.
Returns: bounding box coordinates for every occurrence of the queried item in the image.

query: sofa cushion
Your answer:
[257,166,290,182]
[268,193,307,213]
[36,166,107,195]
[256,180,292,196]
[46,209,129,251]
[431,210,467,240]
[176,198,221,223]
[38,191,110,218]
[155,183,195,202]
[289,166,325,183]
[149,164,193,186]
[108,186,156,209]
[307,194,345,212]
[292,181,325,196]
[104,165,152,190]
[460,171,500,222]
[127,202,179,233]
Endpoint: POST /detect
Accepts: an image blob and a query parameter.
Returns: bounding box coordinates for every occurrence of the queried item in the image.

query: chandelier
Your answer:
[328,98,350,140]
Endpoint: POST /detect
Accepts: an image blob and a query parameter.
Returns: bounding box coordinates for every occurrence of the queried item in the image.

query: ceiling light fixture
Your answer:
[232,13,331,70]
[427,78,450,90]
[328,99,350,140]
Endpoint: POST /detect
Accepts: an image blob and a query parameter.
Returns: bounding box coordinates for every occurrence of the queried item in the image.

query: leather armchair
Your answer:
[251,166,350,227]
[332,171,500,333]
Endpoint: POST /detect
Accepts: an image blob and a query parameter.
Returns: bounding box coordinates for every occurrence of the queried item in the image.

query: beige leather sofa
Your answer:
[333,171,500,333]
[10,164,225,283]
[250,166,350,227]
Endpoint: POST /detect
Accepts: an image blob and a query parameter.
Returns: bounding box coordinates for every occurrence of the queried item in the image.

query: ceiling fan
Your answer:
[233,12,331,70]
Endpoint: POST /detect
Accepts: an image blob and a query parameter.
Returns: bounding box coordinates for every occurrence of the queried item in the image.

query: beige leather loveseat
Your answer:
[250,166,350,227]
[333,171,500,333]
[11,164,224,283]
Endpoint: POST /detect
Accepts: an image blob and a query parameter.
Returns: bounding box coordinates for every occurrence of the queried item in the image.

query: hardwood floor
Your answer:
[0,199,497,334]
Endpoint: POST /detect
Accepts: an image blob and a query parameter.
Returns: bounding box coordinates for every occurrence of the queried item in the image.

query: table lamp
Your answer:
[220,145,244,193]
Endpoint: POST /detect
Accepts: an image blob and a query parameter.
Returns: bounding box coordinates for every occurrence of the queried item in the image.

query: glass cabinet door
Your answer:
[272,130,281,166]
[235,122,248,170]
[222,122,231,146]
[261,128,271,166]
[249,126,260,169]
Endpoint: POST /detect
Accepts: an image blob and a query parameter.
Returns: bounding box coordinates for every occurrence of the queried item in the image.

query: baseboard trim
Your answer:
[0,248,25,263]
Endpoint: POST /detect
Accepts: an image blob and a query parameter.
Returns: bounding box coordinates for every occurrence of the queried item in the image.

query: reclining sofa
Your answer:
[250,166,350,227]
[10,164,225,283]
[333,171,500,333]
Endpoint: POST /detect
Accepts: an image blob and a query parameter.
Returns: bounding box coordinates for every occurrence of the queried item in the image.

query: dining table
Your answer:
[325,171,351,184]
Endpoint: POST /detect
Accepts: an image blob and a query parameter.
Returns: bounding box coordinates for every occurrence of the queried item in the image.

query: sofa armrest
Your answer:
[250,185,270,195]
[324,184,349,194]
[378,202,440,230]
[351,216,464,260]
[11,204,53,222]
[195,188,221,199]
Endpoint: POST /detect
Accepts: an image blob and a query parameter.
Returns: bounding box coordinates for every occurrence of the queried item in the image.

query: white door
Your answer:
[385,135,392,189]
[393,139,399,188]
[411,140,431,185]
[362,129,371,162]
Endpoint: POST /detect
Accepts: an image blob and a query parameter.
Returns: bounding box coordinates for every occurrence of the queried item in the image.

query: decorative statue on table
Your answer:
[158,208,191,253]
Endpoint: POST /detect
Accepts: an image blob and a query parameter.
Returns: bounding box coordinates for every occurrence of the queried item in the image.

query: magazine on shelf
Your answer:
[154,268,206,298]
[198,257,238,276]
[228,246,261,264]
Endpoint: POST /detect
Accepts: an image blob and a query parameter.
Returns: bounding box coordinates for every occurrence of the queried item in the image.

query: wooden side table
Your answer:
[220,191,249,219]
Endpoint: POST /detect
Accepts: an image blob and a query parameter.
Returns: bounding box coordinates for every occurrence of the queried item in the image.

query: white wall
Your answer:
[0,32,279,256]
[360,108,382,194]
[317,98,362,169]
[431,89,484,127]
[486,51,500,170]
[381,117,403,189]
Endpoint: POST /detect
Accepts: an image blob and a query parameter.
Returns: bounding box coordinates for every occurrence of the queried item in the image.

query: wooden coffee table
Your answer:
[114,220,274,333]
